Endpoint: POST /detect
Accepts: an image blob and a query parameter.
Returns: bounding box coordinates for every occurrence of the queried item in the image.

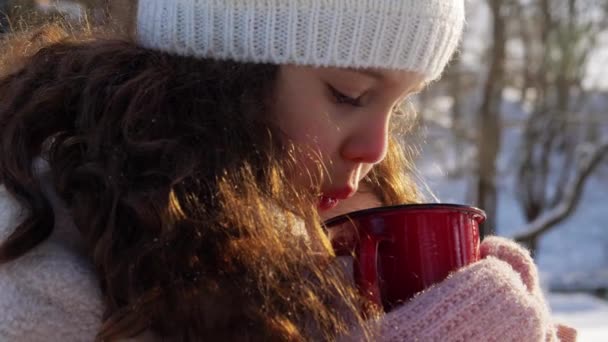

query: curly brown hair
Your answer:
[0,24,421,341]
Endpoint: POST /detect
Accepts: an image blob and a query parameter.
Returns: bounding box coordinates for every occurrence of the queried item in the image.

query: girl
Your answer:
[0,0,576,341]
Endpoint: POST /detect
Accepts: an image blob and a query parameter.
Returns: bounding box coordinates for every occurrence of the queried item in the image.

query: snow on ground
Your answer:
[549,293,608,342]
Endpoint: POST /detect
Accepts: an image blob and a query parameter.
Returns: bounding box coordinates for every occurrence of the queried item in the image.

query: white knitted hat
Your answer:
[136,0,465,81]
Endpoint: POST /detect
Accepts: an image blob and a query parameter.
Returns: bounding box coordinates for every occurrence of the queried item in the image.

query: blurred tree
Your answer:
[0,0,10,33]
[0,0,38,33]
[474,0,511,238]
[107,0,135,34]
[442,51,478,177]
[75,0,134,34]
[0,0,77,33]
[0,0,136,34]
[512,0,608,255]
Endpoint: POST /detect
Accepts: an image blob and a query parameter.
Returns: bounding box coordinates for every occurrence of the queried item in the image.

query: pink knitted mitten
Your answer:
[480,236,577,342]
[480,236,544,298]
[359,236,560,342]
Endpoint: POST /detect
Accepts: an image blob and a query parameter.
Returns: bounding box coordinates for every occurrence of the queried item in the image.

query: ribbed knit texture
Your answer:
[136,0,465,81]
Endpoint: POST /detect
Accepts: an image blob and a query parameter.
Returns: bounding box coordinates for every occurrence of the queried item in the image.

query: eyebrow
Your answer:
[351,69,385,80]
[351,69,427,91]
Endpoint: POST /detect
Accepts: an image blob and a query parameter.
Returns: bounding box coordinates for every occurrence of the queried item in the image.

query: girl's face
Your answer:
[271,66,424,212]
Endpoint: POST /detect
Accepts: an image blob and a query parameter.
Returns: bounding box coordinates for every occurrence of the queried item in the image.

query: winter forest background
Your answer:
[1,0,607,340]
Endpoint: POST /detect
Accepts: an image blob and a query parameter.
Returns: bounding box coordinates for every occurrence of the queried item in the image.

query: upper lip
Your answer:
[322,186,356,200]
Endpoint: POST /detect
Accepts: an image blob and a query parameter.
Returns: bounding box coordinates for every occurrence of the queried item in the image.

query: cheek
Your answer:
[285,114,337,180]
[276,105,343,187]
[291,124,335,159]
[277,102,340,164]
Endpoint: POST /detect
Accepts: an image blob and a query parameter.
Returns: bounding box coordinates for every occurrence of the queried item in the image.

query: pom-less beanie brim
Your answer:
[136,0,465,82]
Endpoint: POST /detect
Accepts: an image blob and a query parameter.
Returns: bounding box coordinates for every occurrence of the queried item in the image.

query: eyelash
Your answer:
[327,85,414,114]
[328,85,363,107]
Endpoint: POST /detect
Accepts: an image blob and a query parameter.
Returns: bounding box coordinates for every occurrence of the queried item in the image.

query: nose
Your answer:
[340,114,389,165]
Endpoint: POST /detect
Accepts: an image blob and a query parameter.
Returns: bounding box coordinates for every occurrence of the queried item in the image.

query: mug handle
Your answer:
[355,231,391,312]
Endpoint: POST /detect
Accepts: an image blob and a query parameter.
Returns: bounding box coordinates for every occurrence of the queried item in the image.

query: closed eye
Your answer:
[328,85,363,107]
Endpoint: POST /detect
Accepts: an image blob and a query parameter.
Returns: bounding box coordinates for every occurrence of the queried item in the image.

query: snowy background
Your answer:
[417,14,608,341]
[410,1,608,340]
[418,127,608,340]
[1,0,606,340]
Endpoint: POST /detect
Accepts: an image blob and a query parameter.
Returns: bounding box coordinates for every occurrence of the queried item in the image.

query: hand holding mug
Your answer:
[324,203,485,312]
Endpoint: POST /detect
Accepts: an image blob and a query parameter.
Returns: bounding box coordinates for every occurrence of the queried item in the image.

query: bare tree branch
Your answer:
[515,140,608,241]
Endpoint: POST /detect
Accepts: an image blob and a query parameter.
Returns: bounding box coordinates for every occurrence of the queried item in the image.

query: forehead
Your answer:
[315,66,426,90]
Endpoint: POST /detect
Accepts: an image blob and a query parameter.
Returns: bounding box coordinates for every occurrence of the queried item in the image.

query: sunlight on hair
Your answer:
[0,7,129,76]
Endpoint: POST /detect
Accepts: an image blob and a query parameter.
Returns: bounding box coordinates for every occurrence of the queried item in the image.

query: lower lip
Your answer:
[318,196,339,211]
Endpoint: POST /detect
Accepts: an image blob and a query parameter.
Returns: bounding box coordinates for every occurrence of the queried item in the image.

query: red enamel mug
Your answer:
[324,203,486,312]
